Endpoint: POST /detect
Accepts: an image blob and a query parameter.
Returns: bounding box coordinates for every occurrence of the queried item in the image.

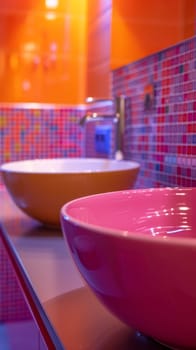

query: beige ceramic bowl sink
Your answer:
[1,158,140,227]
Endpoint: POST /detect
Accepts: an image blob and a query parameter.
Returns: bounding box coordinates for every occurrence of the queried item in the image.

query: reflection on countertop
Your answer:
[44,287,166,350]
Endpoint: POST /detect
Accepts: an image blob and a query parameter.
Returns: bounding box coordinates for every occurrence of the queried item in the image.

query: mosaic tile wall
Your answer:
[0,231,50,349]
[113,36,196,188]
[0,105,85,184]
[85,36,196,188]
[0,233,32,322]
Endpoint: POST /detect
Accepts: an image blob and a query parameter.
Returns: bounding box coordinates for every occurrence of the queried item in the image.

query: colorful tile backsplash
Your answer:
[112,36,196,188]
[0,104,84,184]
[0,234,31,322]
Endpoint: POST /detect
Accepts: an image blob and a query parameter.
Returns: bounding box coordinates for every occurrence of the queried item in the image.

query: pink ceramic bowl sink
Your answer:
[61,187,196,350]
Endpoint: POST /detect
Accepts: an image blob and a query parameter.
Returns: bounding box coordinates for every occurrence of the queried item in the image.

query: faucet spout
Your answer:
[79,112,115,126]
[79,113,97,126]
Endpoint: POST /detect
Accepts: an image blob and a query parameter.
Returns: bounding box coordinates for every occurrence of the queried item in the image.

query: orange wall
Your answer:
[1,0,195,104]
[0,0,87,104]
[111,0,195,69]
[183,0,196,38]
[86,0,112,99]
[86,0,196,98]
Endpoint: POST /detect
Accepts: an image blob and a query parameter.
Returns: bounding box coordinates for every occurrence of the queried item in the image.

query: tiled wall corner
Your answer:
[1,37,196,189]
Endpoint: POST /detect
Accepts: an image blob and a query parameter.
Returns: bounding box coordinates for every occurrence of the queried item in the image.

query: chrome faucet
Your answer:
[80,96,126,159]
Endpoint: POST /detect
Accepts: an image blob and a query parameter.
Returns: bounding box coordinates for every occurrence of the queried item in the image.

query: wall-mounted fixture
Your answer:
[95,125,112,155]
[79,96,126,160]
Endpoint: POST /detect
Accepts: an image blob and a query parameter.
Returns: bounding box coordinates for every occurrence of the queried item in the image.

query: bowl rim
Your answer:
[0,157,140,174]
[61,187,195,247]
